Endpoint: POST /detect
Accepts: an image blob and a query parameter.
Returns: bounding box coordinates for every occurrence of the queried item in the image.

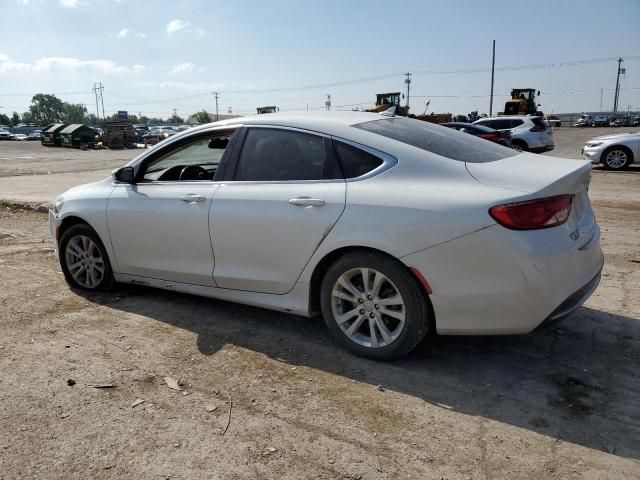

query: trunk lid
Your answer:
[466,154,596,249]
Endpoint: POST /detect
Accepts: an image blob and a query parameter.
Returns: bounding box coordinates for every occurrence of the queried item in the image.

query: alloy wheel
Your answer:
[605,149,628,169]
[64,234,106,289]
[331,268,406,348]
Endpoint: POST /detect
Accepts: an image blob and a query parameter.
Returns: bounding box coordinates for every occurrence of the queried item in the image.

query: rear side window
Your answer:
[235,128,327,181]
[510,119,524,128]
[334,141,383,178]
[354,117,517,163]
[531,117,547,129]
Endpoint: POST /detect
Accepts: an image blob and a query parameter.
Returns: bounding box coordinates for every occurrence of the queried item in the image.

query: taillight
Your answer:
[489,195,573,230]
[480,133,500,142]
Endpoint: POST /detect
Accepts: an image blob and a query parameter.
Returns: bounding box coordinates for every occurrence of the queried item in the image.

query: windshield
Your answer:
[353,117,517,163]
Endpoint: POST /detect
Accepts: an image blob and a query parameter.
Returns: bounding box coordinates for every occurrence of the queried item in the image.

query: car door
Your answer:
[210,126,346,294]
[107,129,237,286]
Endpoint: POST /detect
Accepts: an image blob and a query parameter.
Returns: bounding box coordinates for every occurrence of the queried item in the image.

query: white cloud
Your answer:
[116,28,129,38]
[141,80,225,91]
[171,62,195,74]
[59,0,83,7]
[136,32,147,39]
[0,54,144,75]
[166,19,190,34]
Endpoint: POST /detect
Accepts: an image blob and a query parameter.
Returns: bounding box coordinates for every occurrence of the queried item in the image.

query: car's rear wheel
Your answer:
[511,140,527,152]
[320,251,432,360]
[59,224,114,291]
[602,147,631,170]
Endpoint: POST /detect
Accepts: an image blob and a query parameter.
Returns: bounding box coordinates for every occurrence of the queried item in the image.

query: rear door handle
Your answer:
[288,197,326,207]
[178,194,206,203]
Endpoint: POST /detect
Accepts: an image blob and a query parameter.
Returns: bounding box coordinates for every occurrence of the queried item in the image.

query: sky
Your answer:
[1,0,639,119]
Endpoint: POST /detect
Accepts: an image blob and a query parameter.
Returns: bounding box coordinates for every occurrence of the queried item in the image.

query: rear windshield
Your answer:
[354,117,517,163]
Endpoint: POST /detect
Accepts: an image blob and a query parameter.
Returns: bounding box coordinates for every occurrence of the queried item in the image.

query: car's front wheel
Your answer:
[602,147,631,170]
[320,251,432,360]
[59,224,114,291]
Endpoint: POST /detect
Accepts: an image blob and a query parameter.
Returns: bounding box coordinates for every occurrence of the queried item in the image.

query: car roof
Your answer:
[195,111,385,134]
[477,116,534,121]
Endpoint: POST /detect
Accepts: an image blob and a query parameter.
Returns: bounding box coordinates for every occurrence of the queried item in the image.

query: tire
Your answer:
[511,140,527,152]
[58,223,115,291]
[602,146,631,170]
[320,251,432,361]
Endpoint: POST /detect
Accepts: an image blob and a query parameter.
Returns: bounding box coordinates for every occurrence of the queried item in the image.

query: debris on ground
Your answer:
[131,398,145,408]
[87,383,115,389]
[67,378,76,386]
[205,404,217,412]
[373,455,382,472]
[377,384,384,392]
[164,377,182,391]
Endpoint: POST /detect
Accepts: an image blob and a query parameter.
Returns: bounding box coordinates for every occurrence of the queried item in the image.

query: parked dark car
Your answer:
[441,122,512,147]
[142,127,177,146]
[633,116,640,127]
[592,116,610,127]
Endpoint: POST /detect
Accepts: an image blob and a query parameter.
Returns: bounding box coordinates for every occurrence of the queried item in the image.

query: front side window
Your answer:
[235,128,327,181]
[141,133,233,181]
[354,117,517,163]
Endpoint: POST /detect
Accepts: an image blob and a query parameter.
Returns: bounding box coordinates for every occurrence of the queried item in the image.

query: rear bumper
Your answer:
[530,144,555,153]
[401,223,604,335]
[538,267,602,328]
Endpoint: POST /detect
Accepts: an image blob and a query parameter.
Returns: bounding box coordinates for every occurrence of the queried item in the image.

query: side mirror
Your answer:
[113,166,135,184]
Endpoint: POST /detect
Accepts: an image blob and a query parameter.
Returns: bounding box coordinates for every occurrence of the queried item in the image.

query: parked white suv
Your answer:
[474,116,555,153]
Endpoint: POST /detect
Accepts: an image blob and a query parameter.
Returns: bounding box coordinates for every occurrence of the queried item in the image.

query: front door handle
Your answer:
[288,197,326,207]
[178,194,206,203]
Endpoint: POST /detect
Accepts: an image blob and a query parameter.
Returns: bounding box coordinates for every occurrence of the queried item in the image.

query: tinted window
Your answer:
[334,141,383,178]
[510,119,524,128]
[235,128,327,181]
[354,117,517,163]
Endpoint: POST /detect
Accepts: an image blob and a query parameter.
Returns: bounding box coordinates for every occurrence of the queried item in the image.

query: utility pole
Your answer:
[325,94,331,111]
[172,108,178,122]
[600,88,603,112]
[212,92,219,121]
[98,82,105,119]
[613,57,624,113]
[92,83,100,120]
[489,40,496,116]
[404,72,412,111]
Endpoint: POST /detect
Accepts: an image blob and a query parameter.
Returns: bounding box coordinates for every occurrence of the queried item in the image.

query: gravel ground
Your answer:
[0,129,639,479]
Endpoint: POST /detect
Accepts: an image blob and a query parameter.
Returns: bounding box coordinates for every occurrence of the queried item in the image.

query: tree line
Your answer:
[0,94,188,127]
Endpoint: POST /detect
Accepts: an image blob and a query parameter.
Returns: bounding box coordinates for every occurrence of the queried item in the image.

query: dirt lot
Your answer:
[0,129,639,479]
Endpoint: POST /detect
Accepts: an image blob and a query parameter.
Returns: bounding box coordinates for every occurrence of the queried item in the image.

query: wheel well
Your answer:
[511,138,528,148]
[308,246,421,314]
[603,144,634,162]
[57,216,90,242]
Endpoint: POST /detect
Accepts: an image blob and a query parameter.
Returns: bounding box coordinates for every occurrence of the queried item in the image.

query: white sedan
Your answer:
[582,131,640,170]
[49,112,603,360]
